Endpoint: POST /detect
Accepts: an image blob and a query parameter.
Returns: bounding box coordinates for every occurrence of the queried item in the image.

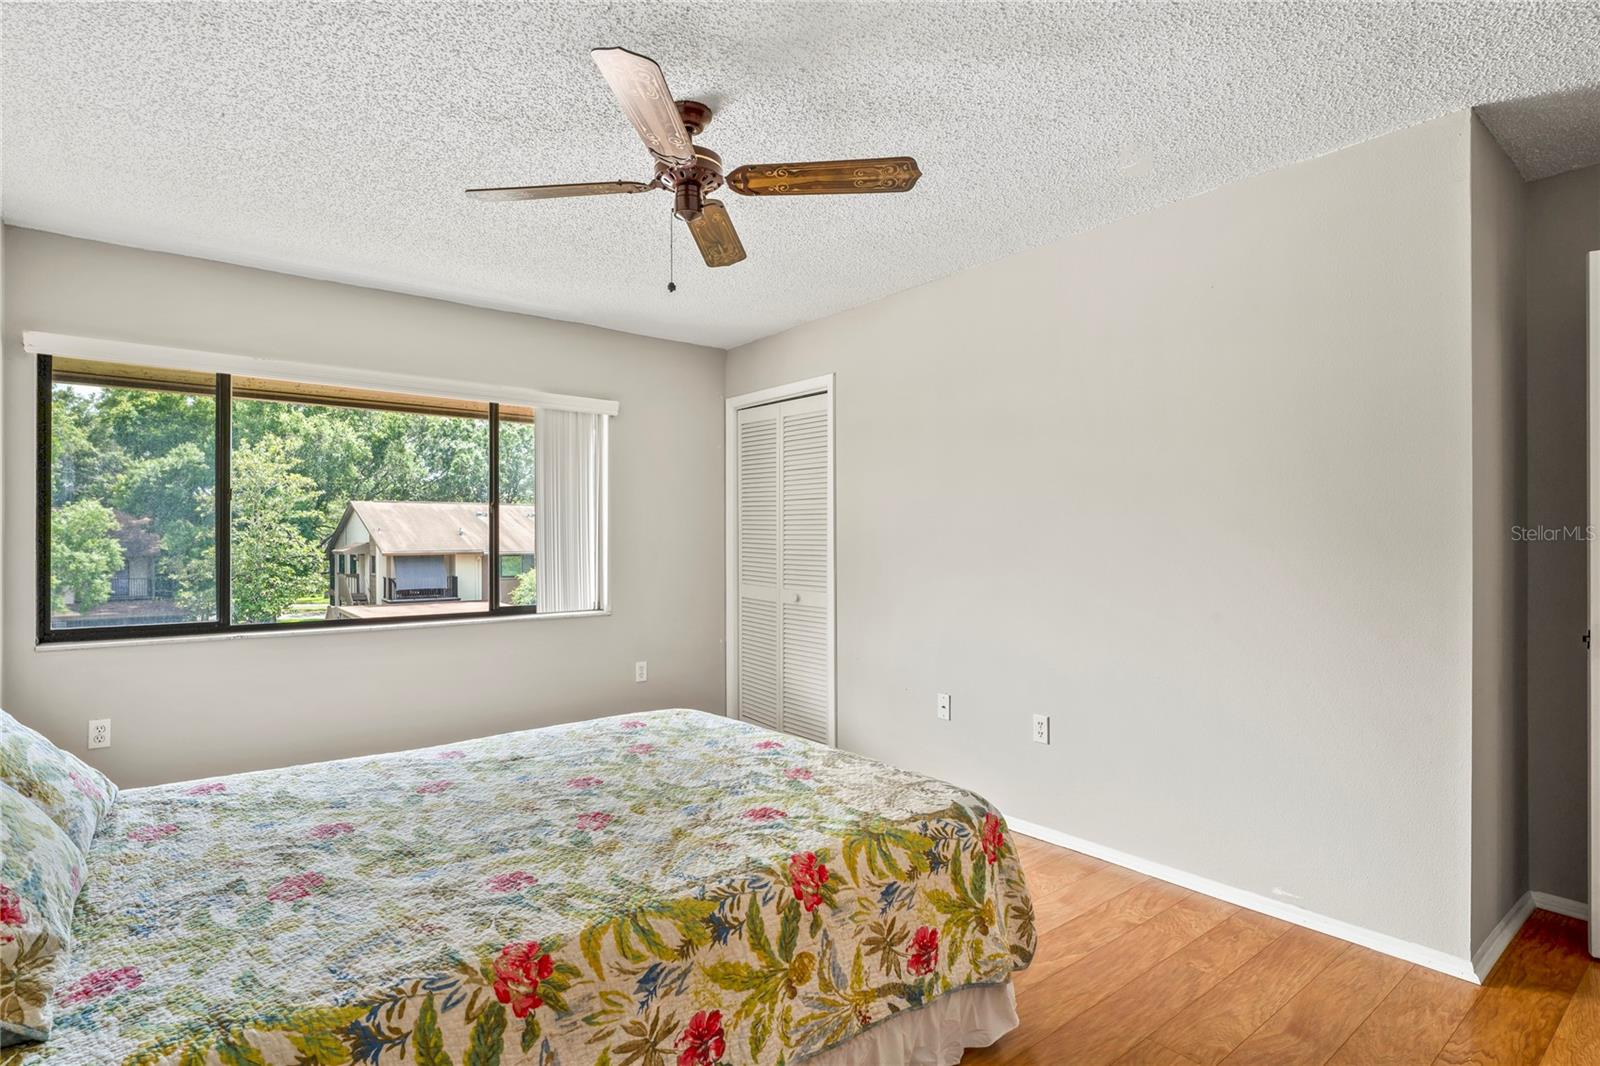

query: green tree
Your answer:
[95,387,214,461]
[50,500,124,614]
[51,387,110,505]
[509,568,537,607]
[51,384,219,622]
[232,400,495,531]
[402,412,490,500]
[112,436,214,609]
[114,441,211,529]
[499,420,536,505]
[224,435,327,623]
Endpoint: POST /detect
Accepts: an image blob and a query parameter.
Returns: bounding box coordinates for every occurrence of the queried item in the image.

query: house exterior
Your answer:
[108,511,170,602]
[324,501,535,618]
[57,511,189,628]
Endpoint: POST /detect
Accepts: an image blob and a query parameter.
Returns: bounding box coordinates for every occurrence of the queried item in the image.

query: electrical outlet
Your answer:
[1031,714,1050,745]
[88,719,111,750]
[936,693,951,721]
[635,661,648,683]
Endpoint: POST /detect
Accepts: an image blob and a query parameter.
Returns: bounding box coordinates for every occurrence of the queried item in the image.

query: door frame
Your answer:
[725,374,836,745]
[1589,251,1599,957]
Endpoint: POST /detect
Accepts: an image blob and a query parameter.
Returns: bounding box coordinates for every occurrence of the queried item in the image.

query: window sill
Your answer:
[34,608,611,651]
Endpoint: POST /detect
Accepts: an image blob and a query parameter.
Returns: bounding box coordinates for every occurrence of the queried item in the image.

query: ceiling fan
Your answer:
[466,47,922,268]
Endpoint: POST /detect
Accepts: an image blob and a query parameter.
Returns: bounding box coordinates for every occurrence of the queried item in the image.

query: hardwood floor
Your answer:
[963,833,1598,1065]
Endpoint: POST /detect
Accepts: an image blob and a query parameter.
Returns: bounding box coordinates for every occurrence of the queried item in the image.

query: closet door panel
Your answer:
[777,395,832,743]
[737,408,781,731]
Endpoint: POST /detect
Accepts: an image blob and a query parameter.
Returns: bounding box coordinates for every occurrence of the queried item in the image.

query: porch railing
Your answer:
[109,574,176,601]
[382,575,460,602]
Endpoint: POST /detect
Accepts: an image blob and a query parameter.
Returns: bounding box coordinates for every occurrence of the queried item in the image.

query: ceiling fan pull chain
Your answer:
[668,204,681,292]
[667,205,677,293]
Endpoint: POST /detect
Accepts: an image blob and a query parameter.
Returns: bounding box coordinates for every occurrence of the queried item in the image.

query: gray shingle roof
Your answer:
[336,501,535,555]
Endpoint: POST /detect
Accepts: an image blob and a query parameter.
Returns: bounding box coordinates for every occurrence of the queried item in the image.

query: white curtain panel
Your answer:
[534,408,603,613]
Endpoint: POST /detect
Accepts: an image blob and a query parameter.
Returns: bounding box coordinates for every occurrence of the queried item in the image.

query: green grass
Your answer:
[275,600,331,623]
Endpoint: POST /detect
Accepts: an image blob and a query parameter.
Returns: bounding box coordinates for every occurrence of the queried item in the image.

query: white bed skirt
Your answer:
[801,981,1019,1066]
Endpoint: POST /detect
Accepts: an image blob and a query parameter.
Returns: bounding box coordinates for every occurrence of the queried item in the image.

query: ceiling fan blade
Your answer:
[466,180,652,201]
[726,157,921,196]
[687,200,747,268]
[591,47,694,165]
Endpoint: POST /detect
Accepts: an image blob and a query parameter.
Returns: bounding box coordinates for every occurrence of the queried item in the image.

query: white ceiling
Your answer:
[3,2,1598,350]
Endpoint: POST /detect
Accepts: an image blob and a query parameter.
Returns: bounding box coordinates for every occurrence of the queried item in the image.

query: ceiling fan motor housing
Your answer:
[674,99,712,136]
[658,140,725,222]
[675,182,704,222]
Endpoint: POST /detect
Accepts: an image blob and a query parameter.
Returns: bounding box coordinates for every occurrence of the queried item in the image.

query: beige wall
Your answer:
[0,222,5,703]
[2,226,728,787]
[1468,116,1529,951]
[727,113,1480,958]
[1524,163,1600,906]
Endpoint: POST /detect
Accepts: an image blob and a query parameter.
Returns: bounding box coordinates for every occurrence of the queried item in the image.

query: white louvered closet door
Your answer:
[735,392,833,744]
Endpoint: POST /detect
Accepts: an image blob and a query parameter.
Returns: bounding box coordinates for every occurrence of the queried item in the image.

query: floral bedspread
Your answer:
[6,709,1034,1066]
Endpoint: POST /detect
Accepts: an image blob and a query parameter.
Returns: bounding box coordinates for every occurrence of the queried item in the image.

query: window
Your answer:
[497,404,536,608]
[230,378,490,625]
[37,354,608,643]
[45,360,215,630]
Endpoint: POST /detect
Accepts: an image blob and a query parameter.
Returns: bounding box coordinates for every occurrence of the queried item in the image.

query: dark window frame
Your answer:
[36,353,546,645]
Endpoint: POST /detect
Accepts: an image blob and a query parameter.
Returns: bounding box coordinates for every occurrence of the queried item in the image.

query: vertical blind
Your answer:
[535,408,605,614]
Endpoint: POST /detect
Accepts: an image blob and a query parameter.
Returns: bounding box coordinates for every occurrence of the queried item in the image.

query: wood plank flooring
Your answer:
[963,833,1598,1065]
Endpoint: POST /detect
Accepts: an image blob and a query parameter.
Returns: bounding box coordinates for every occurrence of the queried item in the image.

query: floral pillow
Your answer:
[0,708,117,855]
[1,782,87,1046]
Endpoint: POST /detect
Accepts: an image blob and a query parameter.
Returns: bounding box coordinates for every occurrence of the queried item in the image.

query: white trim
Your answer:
[22,331,619,416]
[1531,891,1590,921]
[827,384,836,745]
[724,375,837,745]
[598,413,612,613]
[1472,893,1535,982]
[724,403,738,727]
[1467,893,1587,980]
[1006,816,1481,984]
[726,375,836,412]
[1590,250,1600,957]
[35,608,611,651]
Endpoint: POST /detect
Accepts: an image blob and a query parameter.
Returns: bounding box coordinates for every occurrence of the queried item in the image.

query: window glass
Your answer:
[498,405,536,608]
[48,361,216,630]
[229,381,491,625]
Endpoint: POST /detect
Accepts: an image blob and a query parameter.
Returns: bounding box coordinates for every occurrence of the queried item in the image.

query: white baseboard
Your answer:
[1470,892,1592,980]
[1531,891,1589,921]
[1471,892,1535,982]
[1005,816,1481,984]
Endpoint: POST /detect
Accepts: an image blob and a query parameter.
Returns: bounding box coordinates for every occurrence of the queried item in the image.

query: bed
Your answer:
[6,709,1035,1065]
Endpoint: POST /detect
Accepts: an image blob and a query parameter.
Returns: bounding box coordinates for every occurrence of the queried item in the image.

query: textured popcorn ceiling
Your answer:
[3,2,1598,350]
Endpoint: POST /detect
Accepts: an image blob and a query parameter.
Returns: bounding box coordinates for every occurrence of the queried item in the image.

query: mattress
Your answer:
[5,709,1035,1065]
